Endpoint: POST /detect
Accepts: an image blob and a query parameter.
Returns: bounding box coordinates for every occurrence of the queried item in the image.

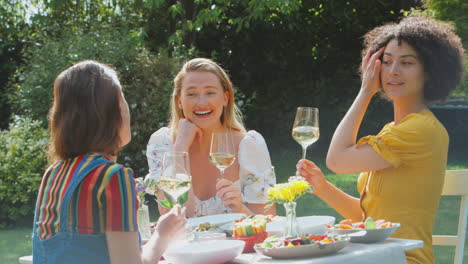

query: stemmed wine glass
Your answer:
[292,107,320,160]
[209,132,236,178]
[158,151,192,205]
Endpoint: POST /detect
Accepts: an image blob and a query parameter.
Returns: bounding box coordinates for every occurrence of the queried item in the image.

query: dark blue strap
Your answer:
[59,155,120,232]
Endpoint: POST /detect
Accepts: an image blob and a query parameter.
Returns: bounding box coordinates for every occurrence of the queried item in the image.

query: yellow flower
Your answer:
[266,177,311,204]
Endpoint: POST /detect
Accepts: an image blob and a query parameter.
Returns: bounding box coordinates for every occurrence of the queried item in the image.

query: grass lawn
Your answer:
[1,146,466,263]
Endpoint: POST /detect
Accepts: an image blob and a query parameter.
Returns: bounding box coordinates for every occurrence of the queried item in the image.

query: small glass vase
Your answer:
[138,204,152,242]
[283,202,300,238]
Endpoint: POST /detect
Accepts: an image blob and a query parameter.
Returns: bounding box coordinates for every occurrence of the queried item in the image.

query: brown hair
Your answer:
[362,16,465,103]
[169,58,245,133]
[48,60,123,161]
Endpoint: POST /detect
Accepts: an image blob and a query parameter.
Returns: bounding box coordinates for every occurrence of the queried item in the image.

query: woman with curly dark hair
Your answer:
[297,16,464,263]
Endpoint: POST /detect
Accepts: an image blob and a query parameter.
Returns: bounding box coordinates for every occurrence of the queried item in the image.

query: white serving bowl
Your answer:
[163,239,245,264]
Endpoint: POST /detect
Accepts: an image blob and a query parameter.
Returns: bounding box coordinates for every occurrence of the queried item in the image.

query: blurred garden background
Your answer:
[1,0,467,263]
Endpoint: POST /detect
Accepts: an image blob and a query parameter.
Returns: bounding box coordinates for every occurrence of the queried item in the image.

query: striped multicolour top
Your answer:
[35,153,139,239]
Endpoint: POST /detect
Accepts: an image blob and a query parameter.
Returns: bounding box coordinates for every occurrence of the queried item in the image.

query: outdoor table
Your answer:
[227,238,422,264]
[19,238,422,264]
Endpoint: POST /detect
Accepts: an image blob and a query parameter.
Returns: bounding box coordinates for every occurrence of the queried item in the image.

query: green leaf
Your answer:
[156,199,174,209]
[156,190,189,209]
[162,190,176,204]
[177,190,189,205]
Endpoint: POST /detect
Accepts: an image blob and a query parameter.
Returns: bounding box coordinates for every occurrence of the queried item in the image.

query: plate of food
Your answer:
[187,213,245,230]
[267,215,335,236]
[221,214,279,236]
[192,222,222,234]
[164,239,245,264]
[254,234,349,259]
[327,218,400,243]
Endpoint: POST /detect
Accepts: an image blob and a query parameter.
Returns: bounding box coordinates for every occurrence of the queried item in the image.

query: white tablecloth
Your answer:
[19,238,423,264]
[228,238,423,264]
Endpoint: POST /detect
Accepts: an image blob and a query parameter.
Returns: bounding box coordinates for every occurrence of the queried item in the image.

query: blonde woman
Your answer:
[145,58,276,217]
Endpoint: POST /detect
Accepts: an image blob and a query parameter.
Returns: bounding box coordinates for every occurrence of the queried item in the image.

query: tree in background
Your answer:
[0,1,31,129]
[2,0,467,225]
[422,0,467,100]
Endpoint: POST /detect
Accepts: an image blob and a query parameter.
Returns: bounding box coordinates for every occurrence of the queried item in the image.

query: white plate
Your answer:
[267,216,335,236]
[164,239,245,264]
[254,239,349,259]
[328,223,400,243]
[188,213,245,229]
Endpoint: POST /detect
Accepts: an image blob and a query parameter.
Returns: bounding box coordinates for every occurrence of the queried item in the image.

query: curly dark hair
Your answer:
[362,16,465,103]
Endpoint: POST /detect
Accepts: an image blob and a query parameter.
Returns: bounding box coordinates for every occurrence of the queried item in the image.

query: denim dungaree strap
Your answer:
[32,155,121,264]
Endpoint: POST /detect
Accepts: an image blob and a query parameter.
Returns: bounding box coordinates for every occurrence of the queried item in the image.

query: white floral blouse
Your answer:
[145,127,276,216]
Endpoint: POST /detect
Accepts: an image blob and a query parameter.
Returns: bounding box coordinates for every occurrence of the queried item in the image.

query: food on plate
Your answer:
[257,234,348,249]
[194,222,219,232]
[327,217,395,230]
[233,215,269,236]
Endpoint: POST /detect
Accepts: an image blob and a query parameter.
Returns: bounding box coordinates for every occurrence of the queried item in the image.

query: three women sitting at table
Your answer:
[297,16,464,264]
[32,61,186,264]
[145,58,277,217]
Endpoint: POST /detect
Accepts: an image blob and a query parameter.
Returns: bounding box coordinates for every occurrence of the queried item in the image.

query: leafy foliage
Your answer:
[11,27,146,122]
[0,1,31,129]
[10,25,192,178]
[420,0,468,100]
[0,116,48,228]
[3,0,467,226]
[171,0,404,146]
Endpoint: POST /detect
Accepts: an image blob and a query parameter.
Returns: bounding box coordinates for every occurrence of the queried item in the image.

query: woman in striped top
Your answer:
[32,60,187,264]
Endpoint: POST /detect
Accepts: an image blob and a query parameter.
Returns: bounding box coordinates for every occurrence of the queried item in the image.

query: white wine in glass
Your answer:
[158,151,192,203]
[209,132,235,178]
[292,107,319,160]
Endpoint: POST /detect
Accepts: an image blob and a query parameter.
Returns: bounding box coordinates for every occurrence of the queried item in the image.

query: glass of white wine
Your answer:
[292,107,319,160]
[209,132,236,178]
[158,151,192,205]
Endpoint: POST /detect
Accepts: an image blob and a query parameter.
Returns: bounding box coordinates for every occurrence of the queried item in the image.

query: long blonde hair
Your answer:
[170,58,245,134]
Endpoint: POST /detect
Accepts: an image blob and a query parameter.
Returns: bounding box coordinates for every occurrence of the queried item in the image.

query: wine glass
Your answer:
[209,132,236,178]
[292,107,319,160]
[158,151,192,205]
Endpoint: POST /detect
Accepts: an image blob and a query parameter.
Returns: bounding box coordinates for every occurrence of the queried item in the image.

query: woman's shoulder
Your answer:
[238,130,269,155]
[240,130,266,144]
[148,127,172,145]
[395,109,447,135]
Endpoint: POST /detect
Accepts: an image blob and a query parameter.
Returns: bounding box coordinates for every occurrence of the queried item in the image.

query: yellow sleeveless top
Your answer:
[357,109,448,264]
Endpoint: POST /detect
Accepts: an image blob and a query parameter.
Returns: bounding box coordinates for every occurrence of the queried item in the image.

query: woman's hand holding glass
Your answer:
[154,205,187,244]
[216,179,243,212]
[295,159,327,194]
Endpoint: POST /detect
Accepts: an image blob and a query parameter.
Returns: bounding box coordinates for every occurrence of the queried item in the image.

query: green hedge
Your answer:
[0,116,48,228]
[9,26,202,180]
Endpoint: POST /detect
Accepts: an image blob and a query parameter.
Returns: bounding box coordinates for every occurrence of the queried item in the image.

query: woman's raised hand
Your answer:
[216,179,243,213]
[296,159,328,194]
[360,48,385,97]
[174,119,203,152]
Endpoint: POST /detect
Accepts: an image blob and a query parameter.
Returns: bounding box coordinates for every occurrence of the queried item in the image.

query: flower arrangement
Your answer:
[266,176,312,207]
[135,177,156,207]
[265,176,312,238]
